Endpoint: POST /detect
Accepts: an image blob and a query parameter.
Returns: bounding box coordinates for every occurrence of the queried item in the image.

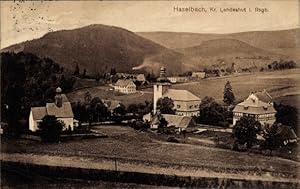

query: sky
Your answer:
[1,0,299,49]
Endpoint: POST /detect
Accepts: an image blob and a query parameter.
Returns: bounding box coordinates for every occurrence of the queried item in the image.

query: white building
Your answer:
[114,79,136,94]
[29,87,75,132]
[167,76,189,84]
[153,67,201,117]
[192,72,206,79]
[232,91,277,126]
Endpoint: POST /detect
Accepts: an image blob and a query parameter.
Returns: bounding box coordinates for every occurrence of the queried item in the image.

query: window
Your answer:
[189,105,193,109]
[177,105,181,108]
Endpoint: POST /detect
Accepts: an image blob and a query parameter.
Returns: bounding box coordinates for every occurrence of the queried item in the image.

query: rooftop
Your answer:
[163,89,201,101]
[115,79,135,87]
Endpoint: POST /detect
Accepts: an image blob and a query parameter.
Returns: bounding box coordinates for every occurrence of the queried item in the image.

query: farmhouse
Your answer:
[192,71,206,79]
[167,76,189,84]
[144,113,197,132]
[29,87,75,132]
[153,67,201,117]
[232,90,276,126]
[266,123,298,145]
[102,99,121,113]
[114,79,136,94]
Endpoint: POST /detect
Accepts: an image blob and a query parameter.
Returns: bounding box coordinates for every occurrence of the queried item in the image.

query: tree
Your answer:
[197,96,229,127]
[83,68,87,77]
[261,123,282,152]
[233,116,262,149]
[38,115,64,143]
[113,103,126,123]
[113,103,126,116]
[157,97,175,114]
[157,114,168,133]
[223,81,235,106]
[90,97,109,122]
[84,91,92,104]
[127,103,139,115]
[274,102,298,133]
[74,64,80,75]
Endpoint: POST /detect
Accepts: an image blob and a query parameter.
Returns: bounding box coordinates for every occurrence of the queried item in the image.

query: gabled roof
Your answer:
[233,95,276,114]
[31,107,47,120]
[163,89,201,101]
[151,114,196,129]
[253,90,273,103]
[275,125,298,140]
[115,79,135,87]
[102,99,121,111]
[46,102,74,118]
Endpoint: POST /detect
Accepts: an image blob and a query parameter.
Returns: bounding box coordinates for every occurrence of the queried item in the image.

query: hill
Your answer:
[178,38,285,70]
[2,24,184,76]
[137,29,300,61]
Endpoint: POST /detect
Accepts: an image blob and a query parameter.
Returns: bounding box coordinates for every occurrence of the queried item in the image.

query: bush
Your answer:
[38,115,64,143]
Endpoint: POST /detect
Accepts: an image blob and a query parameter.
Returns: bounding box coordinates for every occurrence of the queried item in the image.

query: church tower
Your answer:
[153,66,171,115]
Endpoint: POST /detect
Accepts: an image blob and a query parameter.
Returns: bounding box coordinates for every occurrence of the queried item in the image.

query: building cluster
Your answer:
[28,65,297,146]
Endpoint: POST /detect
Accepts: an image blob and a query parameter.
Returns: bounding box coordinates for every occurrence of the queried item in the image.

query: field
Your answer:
[2,126,300,182]
[67,86,153,106]
[171,69,300,103]
[67,69,300,107]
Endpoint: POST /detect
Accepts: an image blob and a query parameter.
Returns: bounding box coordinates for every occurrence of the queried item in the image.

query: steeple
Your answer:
[156,66,170,83]
[55,87,63,108]
[153,66,171,115]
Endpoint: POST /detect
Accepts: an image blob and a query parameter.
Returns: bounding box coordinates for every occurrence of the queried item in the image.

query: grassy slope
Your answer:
[2,126,299,180]
[137,29,299,53]
[177,38,285,70]
[68,69,300,107]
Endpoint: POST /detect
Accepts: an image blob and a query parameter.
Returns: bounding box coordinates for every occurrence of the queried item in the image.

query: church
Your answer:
[153,66,201,117]
[29,87,76,132]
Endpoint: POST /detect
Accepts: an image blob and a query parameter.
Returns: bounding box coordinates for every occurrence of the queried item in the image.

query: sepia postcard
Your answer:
[1,0,299,188]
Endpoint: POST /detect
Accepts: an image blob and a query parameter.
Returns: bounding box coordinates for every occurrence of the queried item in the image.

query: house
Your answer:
[135,74,146,82]
[145,113,197,132]
[163,89,201,116]
[102,99,121,113]
[114,79,136,94]
[192,72,206,79]
[232,91,277,126]
[29,87,76,132]
[167,76,189,84]
[153,66,201,117]
[265,123,298,145]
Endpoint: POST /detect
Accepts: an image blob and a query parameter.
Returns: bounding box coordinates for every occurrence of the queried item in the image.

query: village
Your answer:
[2,63,297,153]
[1,1,300,187]
[1,51,299,188]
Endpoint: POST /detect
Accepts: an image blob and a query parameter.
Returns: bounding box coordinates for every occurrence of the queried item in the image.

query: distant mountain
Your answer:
[137,29,300,61]
[178,38,285,70]
[2,24,185,76]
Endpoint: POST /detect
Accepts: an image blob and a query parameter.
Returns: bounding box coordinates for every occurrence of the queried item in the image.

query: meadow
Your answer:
[67,69,300,107]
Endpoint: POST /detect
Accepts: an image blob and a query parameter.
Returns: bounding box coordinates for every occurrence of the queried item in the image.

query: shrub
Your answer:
[38,115,64,142]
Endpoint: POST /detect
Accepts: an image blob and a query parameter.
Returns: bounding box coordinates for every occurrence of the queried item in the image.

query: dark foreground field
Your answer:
[2,126,299,184]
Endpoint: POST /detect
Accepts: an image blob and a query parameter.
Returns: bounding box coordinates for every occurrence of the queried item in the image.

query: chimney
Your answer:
[55,87,63,108]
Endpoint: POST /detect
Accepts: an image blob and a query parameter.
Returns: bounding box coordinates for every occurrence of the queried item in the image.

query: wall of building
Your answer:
[58,118,74,130]
[29,111,40,131]
[153,85,163,115]
[232,113,276,126]
[174,100,201,117]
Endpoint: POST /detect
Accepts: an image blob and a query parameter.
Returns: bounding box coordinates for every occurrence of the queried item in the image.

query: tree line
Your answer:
[1,52,76,136]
